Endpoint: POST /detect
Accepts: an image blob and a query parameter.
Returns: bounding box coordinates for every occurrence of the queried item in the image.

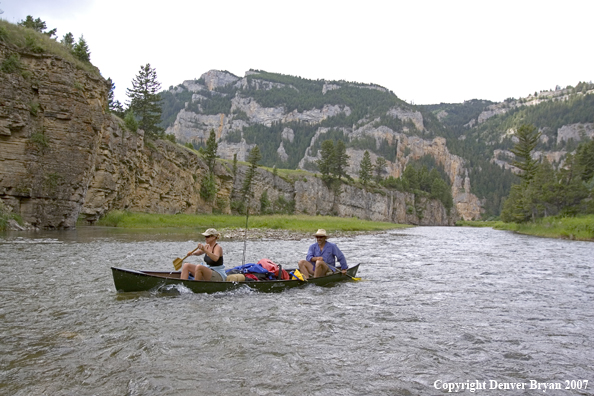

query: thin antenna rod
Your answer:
[242,201,249,266]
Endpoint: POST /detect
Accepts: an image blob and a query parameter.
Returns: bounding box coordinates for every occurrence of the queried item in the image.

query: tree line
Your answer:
[10,16,166,141]
[501,124,594,222]
[16,15,91,62]
[315,141,454,213]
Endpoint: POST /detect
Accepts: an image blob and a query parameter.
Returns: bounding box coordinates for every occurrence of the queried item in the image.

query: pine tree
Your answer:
[61,32,74,50]
[203,129,218,173]
[316,140,335,181]
[430,177,453,213]
[199,129,219,202]
[107,78,125,117]
[511,124,541,183]
[260,189,271,214]
[334,140,350,180]
[18,15,56,37]
[374,156,387,183]
[501,184,531,222]
[359,150,373,187]
[72,35,91,62]
[402,166,419,191]
[126,63,164,138]
[576,140,594,182]
[240,146,262,203]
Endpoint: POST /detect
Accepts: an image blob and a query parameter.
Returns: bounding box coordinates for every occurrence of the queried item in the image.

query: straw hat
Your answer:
[201,228,220,237]
[313,229,328,237]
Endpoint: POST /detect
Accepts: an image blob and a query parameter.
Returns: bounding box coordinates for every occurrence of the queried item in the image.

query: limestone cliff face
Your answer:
[0,42,231,227]
[0,42,109,228]
[80,120,234,222]
[0,44,455,228]
[164,70,482,221]
[230,168,455,226]
[300,123,482,221]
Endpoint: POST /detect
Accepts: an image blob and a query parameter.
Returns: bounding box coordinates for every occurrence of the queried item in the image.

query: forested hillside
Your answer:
[421,83,594,216]
[159,70,593,218]
[160,70,445,167]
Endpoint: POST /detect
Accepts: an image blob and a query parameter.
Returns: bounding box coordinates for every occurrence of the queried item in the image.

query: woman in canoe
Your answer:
[180,228,227,281]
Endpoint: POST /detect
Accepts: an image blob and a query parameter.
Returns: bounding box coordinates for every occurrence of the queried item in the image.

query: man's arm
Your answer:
[333,245,348,270]
[305,244,316,263]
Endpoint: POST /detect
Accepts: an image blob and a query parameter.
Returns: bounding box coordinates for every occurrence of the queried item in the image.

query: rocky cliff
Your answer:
[230,167,455,226]
[0,42,455,229]
[0,41,233,228]
[0,41,108,228]
[164,70,482,220]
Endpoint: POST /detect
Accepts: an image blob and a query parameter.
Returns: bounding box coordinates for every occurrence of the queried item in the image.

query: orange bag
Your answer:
[257,258,290,280]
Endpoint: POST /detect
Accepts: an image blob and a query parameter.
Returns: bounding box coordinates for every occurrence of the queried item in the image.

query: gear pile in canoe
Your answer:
[111,262,360,294]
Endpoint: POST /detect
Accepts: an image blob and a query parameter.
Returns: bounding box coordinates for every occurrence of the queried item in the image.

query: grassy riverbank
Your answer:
[457,215,594,241]
[94,211,409,234]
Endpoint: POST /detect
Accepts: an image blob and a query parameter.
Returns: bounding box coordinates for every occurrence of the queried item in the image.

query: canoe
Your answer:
[111,263,360,294]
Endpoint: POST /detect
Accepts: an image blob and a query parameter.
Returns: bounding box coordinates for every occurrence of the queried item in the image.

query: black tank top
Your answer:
[204,243,223,267]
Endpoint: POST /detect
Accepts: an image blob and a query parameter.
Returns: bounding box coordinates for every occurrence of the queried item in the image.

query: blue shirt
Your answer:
[306,241,347,270]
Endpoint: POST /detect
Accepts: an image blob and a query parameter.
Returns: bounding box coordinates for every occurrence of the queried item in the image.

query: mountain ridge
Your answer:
[160,69,593,218]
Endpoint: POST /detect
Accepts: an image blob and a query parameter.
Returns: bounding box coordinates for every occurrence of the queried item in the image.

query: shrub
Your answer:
[29,101,40,116]
[199,172,217,202]
[231,199,246,215]
[0,54,21,73]
[24,33,44,53]
[30,132,49,148]
[124,111,138,132]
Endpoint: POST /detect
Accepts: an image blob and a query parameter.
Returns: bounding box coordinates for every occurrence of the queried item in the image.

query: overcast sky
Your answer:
[2,0,593,105]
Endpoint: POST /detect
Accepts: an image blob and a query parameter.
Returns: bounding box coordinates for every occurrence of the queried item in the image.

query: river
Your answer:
[0,226,592,395]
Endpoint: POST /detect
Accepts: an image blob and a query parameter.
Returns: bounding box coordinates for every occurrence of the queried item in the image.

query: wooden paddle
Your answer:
[172,245,201,271]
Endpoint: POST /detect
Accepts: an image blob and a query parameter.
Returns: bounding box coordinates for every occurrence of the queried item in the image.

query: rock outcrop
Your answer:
[0,42,231,227]
[230,167,455,226]
[0,42,109,228]
[80,121,234,222]
[556,123,594,145]
[299,124,482,220]
[164,70,483,221]
[0,43,457,228]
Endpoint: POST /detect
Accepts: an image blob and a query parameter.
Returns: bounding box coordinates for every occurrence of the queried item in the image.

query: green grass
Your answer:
[0,20,100,76]
[217,158,314,184]
[96,211,409,233]
[457,215,594,241]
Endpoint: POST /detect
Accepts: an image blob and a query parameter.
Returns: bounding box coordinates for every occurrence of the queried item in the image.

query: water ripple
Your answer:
[1,226,593,395]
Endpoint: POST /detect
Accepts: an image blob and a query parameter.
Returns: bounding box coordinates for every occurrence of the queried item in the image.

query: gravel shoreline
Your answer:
[219,228,391,241]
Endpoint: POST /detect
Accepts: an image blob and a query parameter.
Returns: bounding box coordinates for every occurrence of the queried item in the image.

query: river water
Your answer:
[0,226,592,396]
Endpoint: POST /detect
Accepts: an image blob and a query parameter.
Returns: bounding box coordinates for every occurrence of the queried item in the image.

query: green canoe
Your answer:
[111,263,361,294]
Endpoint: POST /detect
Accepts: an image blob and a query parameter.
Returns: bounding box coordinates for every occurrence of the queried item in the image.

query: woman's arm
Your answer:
[189,247,205,256]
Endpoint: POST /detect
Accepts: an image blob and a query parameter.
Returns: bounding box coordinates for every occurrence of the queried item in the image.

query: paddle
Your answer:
[339,269,361,281]
[172,245,201,271]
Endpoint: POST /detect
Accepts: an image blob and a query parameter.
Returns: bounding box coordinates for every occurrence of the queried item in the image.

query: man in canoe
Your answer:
[297,229,347,280]
[180,228,227,281]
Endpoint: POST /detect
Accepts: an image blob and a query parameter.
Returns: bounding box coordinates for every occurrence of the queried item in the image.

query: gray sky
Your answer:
[2,0,593,105]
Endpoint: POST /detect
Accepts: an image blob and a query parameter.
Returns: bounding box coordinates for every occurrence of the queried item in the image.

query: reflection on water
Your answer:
[0,226,593,395]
